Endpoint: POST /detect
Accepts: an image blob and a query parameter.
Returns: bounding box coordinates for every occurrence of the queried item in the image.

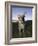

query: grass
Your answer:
[12,20,32,38]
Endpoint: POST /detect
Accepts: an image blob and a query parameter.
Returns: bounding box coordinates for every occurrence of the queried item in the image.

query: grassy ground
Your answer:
[12,20,32,38]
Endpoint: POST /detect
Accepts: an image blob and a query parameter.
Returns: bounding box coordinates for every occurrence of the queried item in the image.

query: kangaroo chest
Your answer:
[18,21,24,29]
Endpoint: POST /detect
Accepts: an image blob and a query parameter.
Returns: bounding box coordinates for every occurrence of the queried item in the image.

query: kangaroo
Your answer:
[18,15,25,37]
